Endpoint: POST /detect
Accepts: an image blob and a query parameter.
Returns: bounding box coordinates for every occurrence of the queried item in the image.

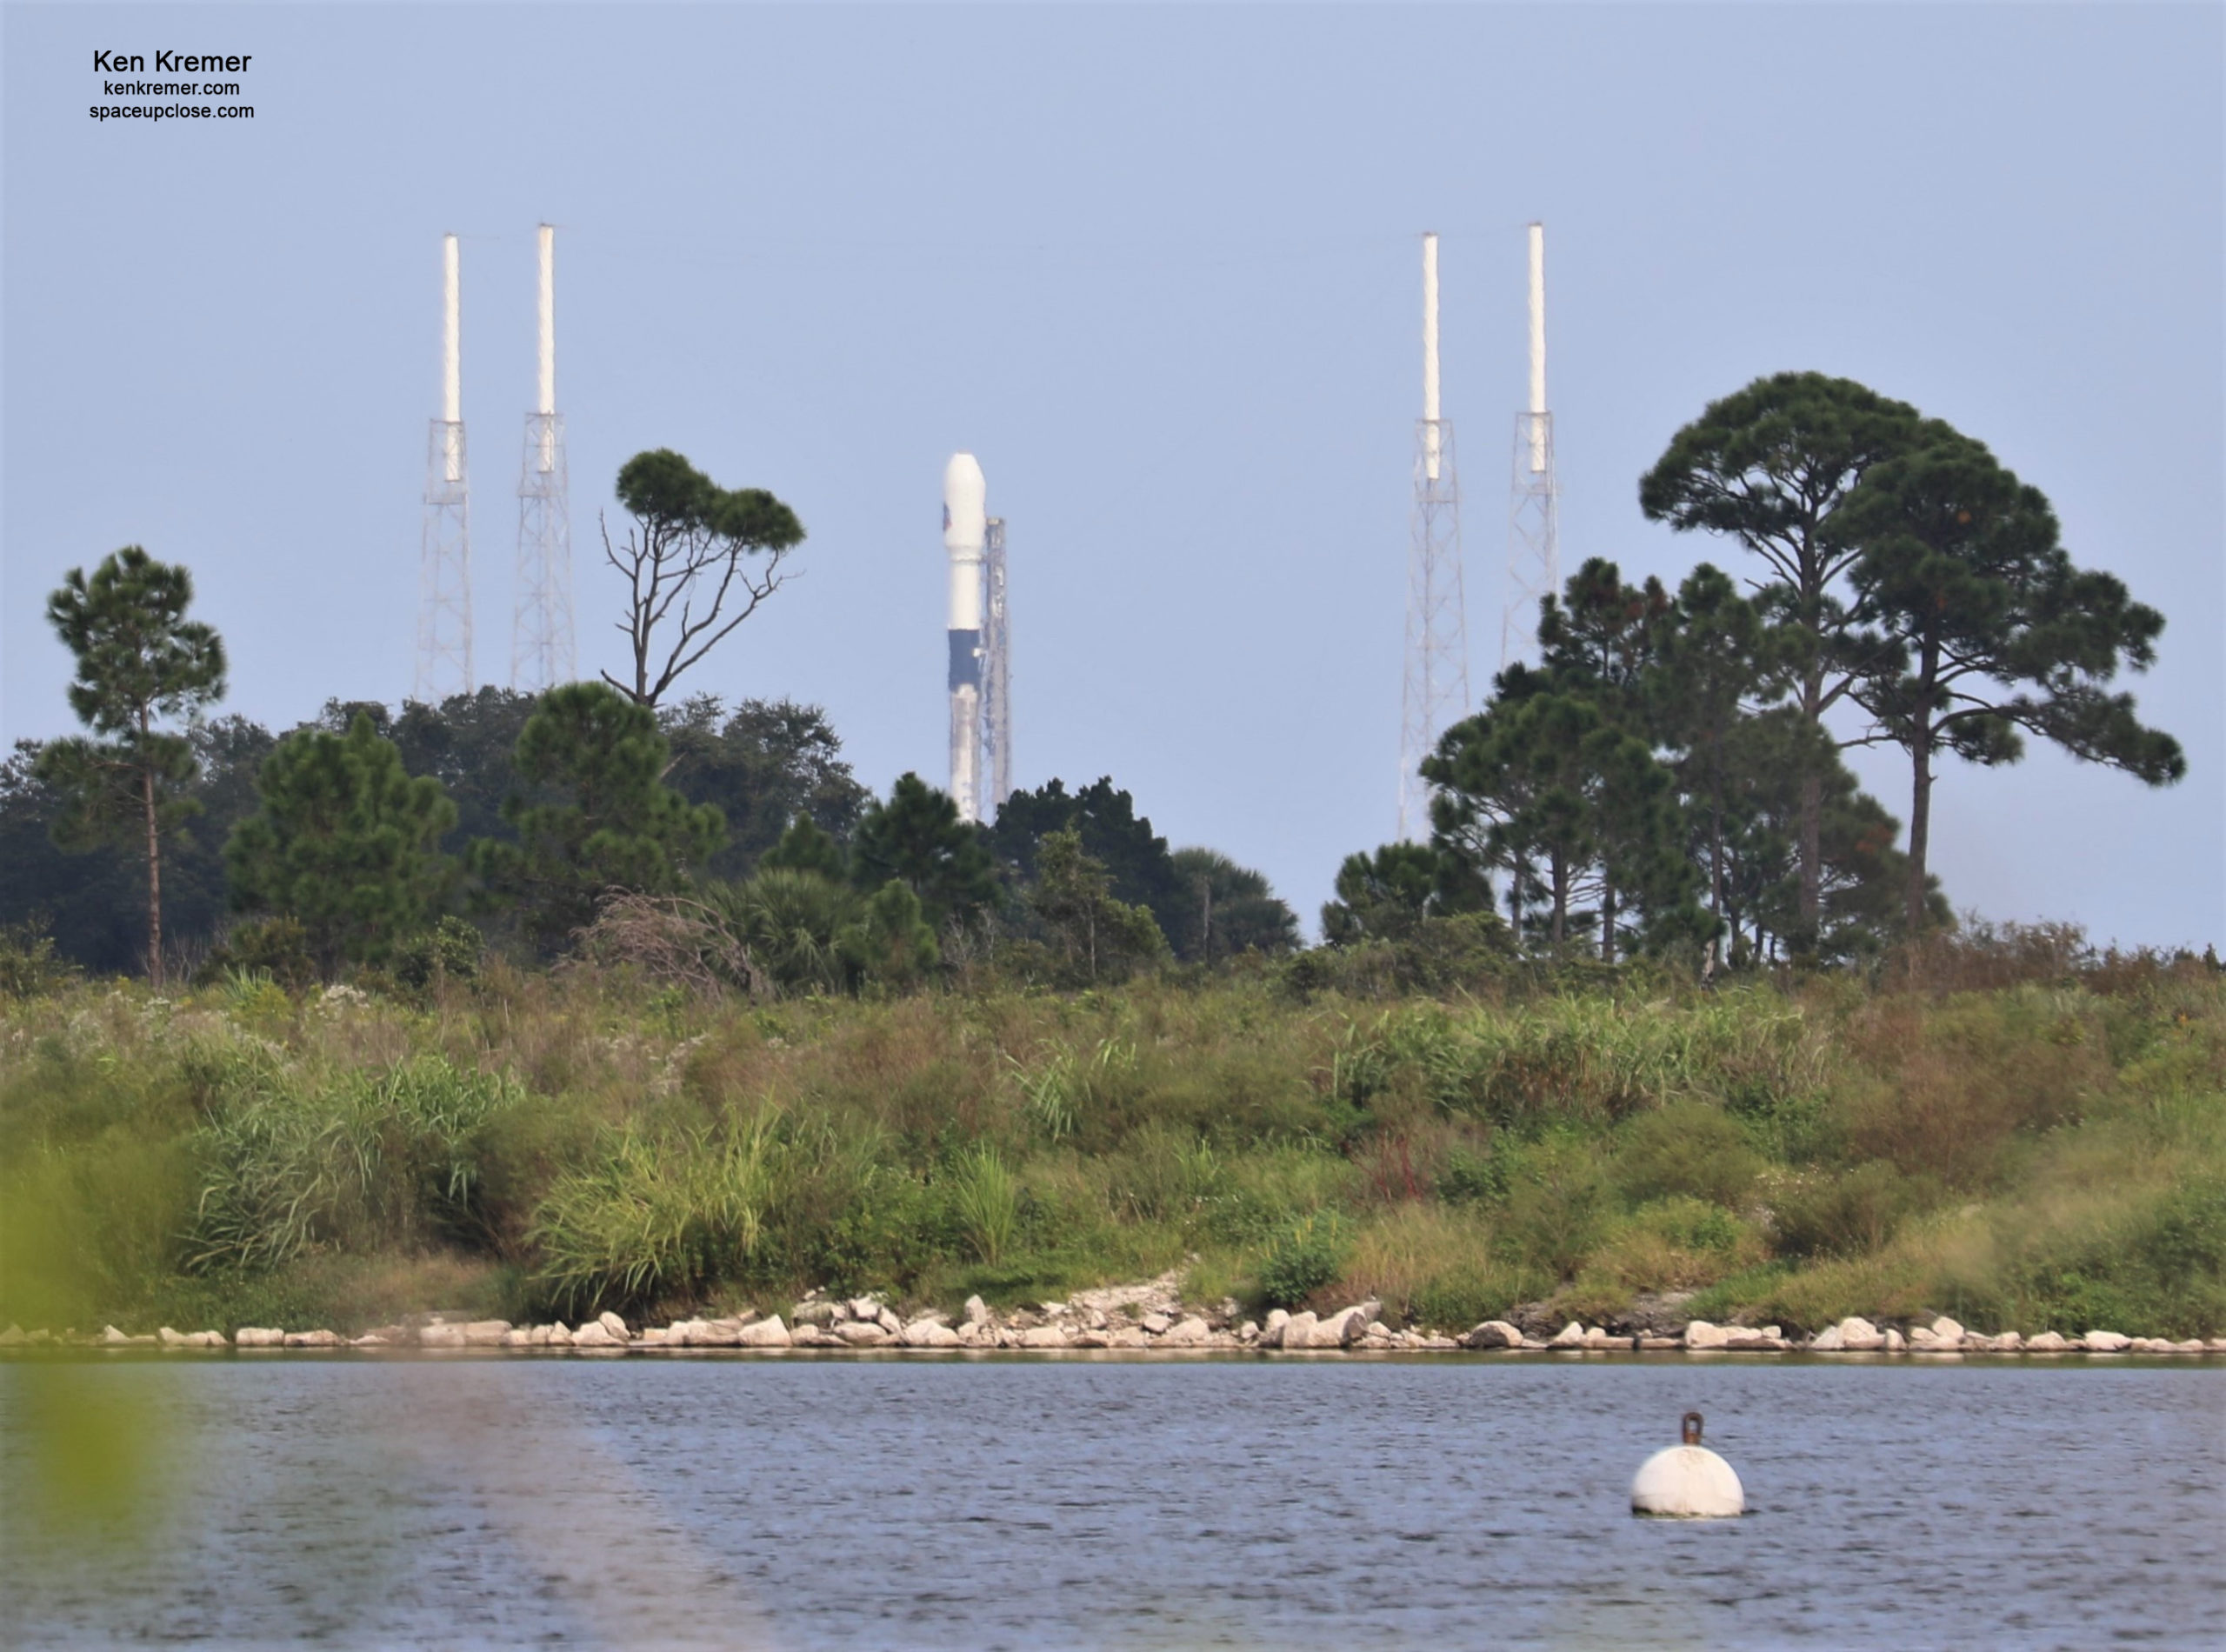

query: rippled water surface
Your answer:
[3,1355,2221,1648]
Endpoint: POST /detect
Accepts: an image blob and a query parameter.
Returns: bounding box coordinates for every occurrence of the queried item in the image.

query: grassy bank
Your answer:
[4,944,2223,1340]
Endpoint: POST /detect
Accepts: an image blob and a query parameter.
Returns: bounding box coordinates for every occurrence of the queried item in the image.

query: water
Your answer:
[3,1354,2221,1649]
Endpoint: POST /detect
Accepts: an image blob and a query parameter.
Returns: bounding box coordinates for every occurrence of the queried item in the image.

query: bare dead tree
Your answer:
[599,449,804,709]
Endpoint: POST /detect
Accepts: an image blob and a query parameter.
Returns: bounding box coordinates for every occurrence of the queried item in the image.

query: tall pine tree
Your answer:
[37,548,227,985]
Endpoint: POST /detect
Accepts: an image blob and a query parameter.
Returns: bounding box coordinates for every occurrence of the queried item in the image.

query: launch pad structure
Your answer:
[1398,230,1470,843]
[982,515,1012,817]
[942,455,1011,826]
[416,233,473,702]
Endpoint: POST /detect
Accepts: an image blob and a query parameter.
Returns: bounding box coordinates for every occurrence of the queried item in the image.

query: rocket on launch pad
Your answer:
[943,452,988,824]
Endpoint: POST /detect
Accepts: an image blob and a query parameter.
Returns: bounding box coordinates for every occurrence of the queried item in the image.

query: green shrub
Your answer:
[2138,1176,2226,1290]
[528,1116,775,1316]
[195,916,318,992]
[1437,1142,1507,1206]
[1011,1050,1078,1142]
[1974,1176,2226,1337]
[1769,1161,1936,1260]
[1407,1261,1545,1332]
[1104,1122,1225,1228]
[1200,1143,1353,1245]
[949,1145,1020,1266]
[1615,1101,1762,1209]
[185,1056,523,1273]
[784,1164,945,1296]
[1257,1211,1349,1309]
[395,916,483,990]
[711,869,858,996]
[0,920,76,998]
[1494,1133,1611,1279]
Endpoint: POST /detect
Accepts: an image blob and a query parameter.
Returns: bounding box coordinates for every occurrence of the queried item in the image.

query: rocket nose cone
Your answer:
[943,451,987,551]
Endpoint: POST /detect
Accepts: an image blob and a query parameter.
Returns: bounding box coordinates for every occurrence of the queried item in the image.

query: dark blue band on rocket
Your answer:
[949,629,982,690]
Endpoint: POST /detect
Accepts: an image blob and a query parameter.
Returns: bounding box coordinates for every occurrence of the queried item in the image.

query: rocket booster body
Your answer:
[943,453,988,823]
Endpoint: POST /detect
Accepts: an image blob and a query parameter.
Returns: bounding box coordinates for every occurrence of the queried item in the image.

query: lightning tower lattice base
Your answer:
[416,418,473,701]
[512,410,576,691]
[1502,410,1558,668]
[1399,416,1469,842]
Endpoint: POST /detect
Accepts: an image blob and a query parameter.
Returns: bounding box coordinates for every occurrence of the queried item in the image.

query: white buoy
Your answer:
[1631,1411,1744,1518]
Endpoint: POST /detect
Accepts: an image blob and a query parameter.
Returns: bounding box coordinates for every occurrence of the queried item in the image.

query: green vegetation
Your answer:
[225,712,457,971]
[600,448,806,709]
[3,383,2204,1350]
[1634,372,2181,953]
[34,546,228,987]
[4,933,2219,1340]
[470,682,727,949]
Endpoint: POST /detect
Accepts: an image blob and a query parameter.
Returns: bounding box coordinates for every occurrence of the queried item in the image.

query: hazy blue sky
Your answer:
[5,3,2219,946]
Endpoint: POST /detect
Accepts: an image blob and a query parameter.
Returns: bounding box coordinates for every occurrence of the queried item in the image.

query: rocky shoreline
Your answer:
[5,1275,2222,1361]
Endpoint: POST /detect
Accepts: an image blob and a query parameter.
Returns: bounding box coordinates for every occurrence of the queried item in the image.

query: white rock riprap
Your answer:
[1462,1320,1524,1350]
[19,1276,2222,1362]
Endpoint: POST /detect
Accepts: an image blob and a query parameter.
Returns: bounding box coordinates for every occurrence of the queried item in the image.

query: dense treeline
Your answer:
[3,372,2184,995]
[0,686,1294,991]
[1323,372,2183,969]
[0,690,870,976]
[2,375,2210,1342]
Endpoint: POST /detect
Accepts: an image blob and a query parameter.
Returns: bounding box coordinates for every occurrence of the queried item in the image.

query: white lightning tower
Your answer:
[943,453,989,823]
[1398,230,1469,842]
[982,514,1012,817]
[1503,221,1559,667]
[415,233,473,700]
[513,223,576,691]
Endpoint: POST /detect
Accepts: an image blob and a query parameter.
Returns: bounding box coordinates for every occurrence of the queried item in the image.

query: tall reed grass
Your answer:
[2,936,2219,1335]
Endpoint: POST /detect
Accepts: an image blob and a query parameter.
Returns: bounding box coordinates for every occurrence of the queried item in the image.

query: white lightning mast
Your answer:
[1503,221,1559,668]
[1399,230,1469,842]
[513,223,576,691]
[415,232,473,700]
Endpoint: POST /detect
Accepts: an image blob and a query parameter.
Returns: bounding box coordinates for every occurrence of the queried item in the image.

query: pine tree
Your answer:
[37,548,227,985]
[471,683,725,949]
[1317,842,1485,946]
[1832,431,2183,931]
[1027,829,1166,984]
[850,772,996,927]
[1640,372,1926,945]
[1425,691,1696,958]
[225,712,457,974]
[1167,847,1301,961]
[838,879,941,989]
[1647,563,1798,929]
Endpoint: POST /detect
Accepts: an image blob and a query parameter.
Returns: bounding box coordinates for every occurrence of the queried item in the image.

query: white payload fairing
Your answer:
[943,452,988,823]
